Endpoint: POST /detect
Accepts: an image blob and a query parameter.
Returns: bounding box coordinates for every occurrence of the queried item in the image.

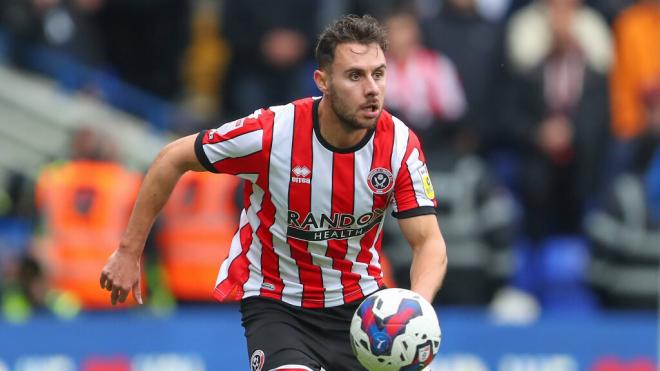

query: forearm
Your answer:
[409,237,447,304]
[120,137,201,256]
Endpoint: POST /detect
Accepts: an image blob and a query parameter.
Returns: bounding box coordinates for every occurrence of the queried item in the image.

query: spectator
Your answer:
[94,0,191,99]
[220,0,318,119]
[609,0,660,172]
[383,11,466,143]
[33,127,142,309]
[0,171,34,219]
[1,255,49,322]
[587,0,635,23]
[502,0,612,241]
[506,0,611,75]
[156,171,240,302]
[421,0,505,151]
[181,0,230,122]
[0,0,105,68]
[585,85,660,309]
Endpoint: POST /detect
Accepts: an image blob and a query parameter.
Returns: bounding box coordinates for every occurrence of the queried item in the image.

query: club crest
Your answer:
[250,350,265,371]
[367,168,394,194]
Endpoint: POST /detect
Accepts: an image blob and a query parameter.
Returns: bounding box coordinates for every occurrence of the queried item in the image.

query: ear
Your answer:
[313,69,329,94]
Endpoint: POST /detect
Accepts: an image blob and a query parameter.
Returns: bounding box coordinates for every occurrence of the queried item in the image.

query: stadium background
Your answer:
[0,0,657,370]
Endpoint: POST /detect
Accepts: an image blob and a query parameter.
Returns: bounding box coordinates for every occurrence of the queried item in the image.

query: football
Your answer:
[350,288,441,371]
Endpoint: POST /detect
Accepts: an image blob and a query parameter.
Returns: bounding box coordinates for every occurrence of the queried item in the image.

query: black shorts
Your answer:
[240,296,368,371]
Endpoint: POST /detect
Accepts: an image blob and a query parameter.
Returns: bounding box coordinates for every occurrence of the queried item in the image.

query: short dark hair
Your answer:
[315,14,389,70]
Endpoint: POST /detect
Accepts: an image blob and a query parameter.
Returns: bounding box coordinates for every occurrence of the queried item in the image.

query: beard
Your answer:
[327,86,380,131]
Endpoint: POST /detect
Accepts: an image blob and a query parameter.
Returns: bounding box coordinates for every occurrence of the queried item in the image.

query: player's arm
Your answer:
[99,134,204,305]
[398,214,447,304]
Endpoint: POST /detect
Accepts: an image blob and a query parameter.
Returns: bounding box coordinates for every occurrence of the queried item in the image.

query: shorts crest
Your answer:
[250,349,265,371]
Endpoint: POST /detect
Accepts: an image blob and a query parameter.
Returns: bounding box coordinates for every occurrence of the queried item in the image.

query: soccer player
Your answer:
[100,14,448,371]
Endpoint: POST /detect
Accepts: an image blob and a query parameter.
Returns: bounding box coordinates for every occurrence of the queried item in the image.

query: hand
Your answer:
[99,249,143,305]
[537,115,573,155]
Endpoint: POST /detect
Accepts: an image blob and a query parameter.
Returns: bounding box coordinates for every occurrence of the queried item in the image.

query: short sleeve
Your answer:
[391,131,438,219]
[195,109,269,181]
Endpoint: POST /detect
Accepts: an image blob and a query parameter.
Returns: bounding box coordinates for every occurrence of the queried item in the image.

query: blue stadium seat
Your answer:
[538,235,597,312]
[510,239,541,296]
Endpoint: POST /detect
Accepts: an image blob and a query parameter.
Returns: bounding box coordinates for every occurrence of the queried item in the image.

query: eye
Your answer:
[349,72,360,81]
[373,70,384,79]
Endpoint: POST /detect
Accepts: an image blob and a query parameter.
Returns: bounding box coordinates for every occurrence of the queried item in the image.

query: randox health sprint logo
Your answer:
[287,209,385,241]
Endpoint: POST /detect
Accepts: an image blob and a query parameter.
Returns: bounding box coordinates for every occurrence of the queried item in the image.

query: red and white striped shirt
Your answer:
[195,97,437,308]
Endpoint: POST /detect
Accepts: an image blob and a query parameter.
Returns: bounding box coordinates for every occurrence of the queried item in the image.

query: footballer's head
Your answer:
[313,15,388,131]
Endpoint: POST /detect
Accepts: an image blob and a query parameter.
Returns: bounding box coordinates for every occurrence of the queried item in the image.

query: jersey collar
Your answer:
[313,98,376,154]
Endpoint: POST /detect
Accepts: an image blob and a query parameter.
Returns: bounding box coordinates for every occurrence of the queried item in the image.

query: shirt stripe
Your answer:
[310,135,335,306]
[359,112,395,288]
[203,130,263,164]
[242,182,265,296]
[326,151,354,305]
[258,107,284,301]
[351,135,379,299]
[288,100,324,308]
[213,212,251,300]
[267,103,300,305]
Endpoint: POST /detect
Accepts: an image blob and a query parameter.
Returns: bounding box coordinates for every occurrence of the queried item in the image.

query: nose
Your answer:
[364,75,379,97]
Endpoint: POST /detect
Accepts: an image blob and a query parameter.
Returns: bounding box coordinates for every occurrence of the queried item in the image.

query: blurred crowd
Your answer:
[0,0,659,320]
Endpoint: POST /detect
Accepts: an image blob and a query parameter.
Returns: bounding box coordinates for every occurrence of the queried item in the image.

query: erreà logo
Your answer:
[291,165,311,184]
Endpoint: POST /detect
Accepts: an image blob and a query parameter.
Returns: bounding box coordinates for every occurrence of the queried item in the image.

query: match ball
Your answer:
[350,288,441,371]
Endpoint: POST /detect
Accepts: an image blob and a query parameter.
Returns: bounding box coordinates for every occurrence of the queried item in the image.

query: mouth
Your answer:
[360,102,380,118]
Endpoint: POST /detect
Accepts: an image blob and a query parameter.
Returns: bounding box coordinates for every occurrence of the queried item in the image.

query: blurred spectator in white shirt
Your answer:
[384,11,466,143]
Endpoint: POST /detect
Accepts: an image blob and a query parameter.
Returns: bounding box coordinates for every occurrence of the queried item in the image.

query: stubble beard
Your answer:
[327,87,380,131]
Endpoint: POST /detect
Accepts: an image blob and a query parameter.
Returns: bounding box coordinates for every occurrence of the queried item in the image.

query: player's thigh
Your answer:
[241,298,323,371]
[320,323,368,371]
[298,302,367,371]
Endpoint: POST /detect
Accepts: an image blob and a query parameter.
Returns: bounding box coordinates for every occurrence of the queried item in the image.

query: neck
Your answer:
[317,96,369,149]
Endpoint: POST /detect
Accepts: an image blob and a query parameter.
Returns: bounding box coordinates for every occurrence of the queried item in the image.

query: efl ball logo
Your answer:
[367,168,394,194]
